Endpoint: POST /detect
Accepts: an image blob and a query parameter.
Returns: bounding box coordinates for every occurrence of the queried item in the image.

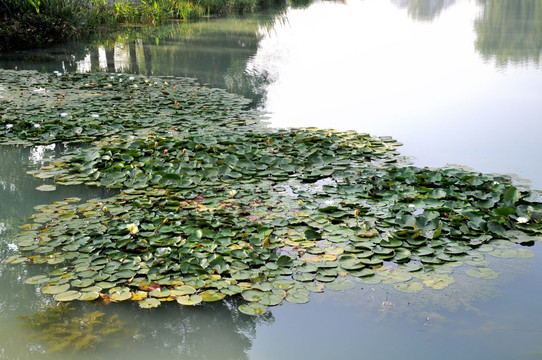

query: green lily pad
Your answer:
[465,267,499,279]
[416,273,455,290]
[285,292,310,304]
[139,298,162,309]
[25,275,50,285]
[42,283,70,295]
[303,282,325,293]
[174,285,197,295]
[272,278,296,290]
[5,70,542,310]
[36,185,56,192]
[149,288,171,298]
[239,303,268,315]
[394,282,423,293]
[111,289,132,301]
[325,279,355,291]
[258,292,284,306]
[242,290,265,302]
[71,278,95,288]
[79,291,100,301]
[176,294,203,306]
[95,281,116,289]
[54,290,81,301]
[200,290,225,302]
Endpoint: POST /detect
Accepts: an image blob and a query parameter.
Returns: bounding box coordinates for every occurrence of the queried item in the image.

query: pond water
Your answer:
[1,0,542,359]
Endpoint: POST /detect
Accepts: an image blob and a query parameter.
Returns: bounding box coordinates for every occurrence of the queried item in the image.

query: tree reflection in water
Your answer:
[118,298,274,359]
[475,0,542,67]
[75,8,290,107]
[390,0,457,22]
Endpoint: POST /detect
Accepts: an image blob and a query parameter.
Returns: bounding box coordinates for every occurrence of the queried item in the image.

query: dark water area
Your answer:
[1,0,542,359]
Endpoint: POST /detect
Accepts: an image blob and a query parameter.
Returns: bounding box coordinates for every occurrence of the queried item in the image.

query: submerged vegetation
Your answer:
[1,69,542,315]
[19,304,126,353]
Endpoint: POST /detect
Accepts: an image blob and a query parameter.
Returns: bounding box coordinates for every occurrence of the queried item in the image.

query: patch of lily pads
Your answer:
[2,69,542,315]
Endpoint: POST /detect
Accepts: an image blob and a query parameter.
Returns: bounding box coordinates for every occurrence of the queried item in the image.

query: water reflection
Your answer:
[475,0,542,67]
[120,299,274,360]
[391,0,457,21]
[86,17,280,105]
[7,299,273,360]
[2,1,542,358]
[0,145,116,228]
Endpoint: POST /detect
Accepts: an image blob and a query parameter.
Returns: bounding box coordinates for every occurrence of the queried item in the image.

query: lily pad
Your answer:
[394,282,423,293]
[465,267,499,279]
[36,185,56,192]
[242,289,265,302]
[239,303,268,316]
[325,279,355,291]
[111,289,132,301]
[54,290,81,301]
[4,70,542,311]
[79,291,100,301]
[174,285,197,295]
[200,290,226,302]
[139,298,161,309]
[42,283,70,295]
[25,275,50,285]
[176,294,203,306]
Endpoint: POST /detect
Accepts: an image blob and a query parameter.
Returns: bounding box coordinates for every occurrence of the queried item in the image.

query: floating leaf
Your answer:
[4,70,542,310]
[176,294,203,306]
[239,303,268,316]
[79,291,100,301]
[149,288,171,298]
[139,298,161,309]
[200,290,225,302]
[25,275,50,285]
[175,285,197,295]
[242,289,265,302]
[111,289,132,301]
[416,273,454,290]
[325,279,355,291]
[54,290,81,302]
[131,291,148,301]
[394,282,423,293]
[465,267,499,279]
[42,283,70,295]
[36,185,56,192]
[285,292,310,304]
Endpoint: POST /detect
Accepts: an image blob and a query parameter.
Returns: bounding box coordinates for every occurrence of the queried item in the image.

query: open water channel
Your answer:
[1,0,542,359]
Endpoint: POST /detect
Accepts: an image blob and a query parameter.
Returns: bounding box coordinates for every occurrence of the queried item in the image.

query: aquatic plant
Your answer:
[1,69,542,315]
[19,304,125,353]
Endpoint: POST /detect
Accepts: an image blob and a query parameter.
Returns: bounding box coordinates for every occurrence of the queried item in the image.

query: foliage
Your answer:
[2,70,542,315]
[0,0,93,51]
[0,0,289,51]
[19,304,126,353]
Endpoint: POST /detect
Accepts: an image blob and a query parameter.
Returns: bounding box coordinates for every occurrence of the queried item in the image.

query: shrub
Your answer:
[0,0,92,51]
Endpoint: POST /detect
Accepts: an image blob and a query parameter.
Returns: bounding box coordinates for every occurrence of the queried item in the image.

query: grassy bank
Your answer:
[0,0,282,52]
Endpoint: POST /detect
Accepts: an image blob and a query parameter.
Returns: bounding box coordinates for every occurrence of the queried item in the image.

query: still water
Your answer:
[1,0,542,359]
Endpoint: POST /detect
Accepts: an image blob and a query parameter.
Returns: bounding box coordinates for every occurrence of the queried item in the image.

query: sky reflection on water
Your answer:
[1,0,542,359]
[250,0,542,189]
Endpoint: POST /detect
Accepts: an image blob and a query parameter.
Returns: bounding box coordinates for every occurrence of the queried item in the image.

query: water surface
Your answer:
[1,0,542,359]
